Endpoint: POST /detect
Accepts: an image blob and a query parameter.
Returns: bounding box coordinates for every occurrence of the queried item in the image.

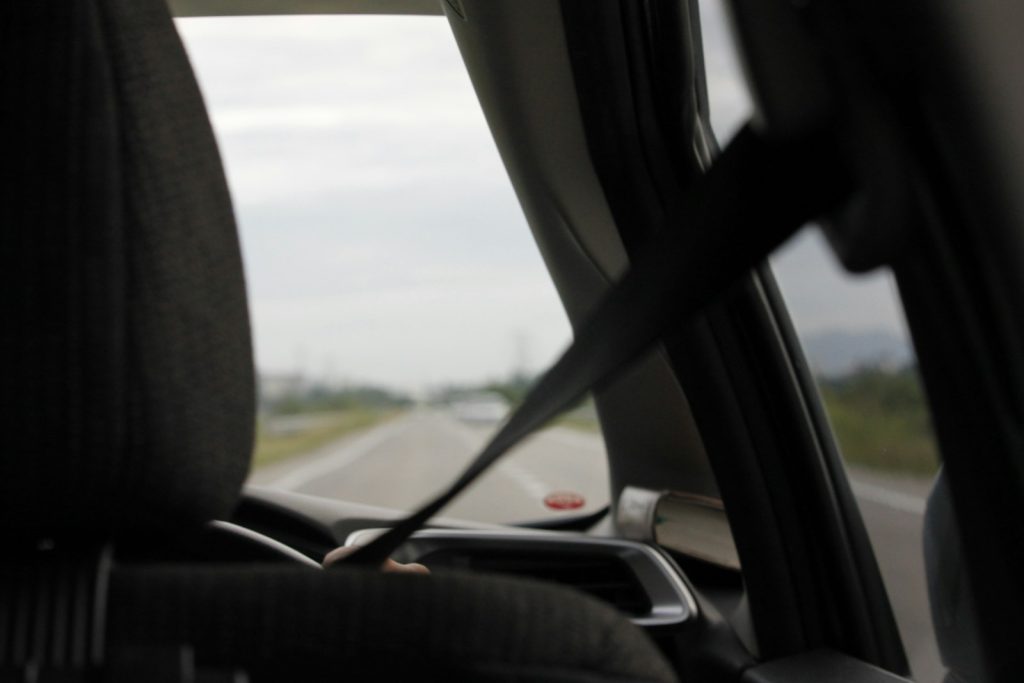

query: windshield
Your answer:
[177,15,609,524]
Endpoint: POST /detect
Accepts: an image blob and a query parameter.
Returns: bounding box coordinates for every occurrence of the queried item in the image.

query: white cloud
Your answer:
[178,15,573,390]
[698,0,753,142]
[250,277,569,390]
[211,101,480,134]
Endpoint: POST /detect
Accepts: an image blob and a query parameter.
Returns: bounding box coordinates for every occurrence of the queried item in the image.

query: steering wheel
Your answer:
[203,520,323,568]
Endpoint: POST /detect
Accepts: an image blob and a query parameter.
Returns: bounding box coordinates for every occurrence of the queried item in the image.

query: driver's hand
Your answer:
[322,545,430,574]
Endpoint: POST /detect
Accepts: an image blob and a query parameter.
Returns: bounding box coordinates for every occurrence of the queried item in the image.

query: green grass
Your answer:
[552,366,939,477]
[252,409,401,468]
[818,367,940,476]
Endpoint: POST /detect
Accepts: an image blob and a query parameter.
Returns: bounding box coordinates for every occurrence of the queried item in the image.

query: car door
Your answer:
[642,1,1024,681]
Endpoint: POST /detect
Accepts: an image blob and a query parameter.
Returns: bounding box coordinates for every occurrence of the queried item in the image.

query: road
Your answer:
[250,409,943,681]
[251,408,610,524]
[849,468,943,682]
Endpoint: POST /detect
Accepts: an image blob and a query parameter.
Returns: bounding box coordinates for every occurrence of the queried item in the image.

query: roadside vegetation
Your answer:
[419,362,941,477]
[252,380,411,468]
[479,373,533,406]
[477,364,939,476]
[817,365,940,476]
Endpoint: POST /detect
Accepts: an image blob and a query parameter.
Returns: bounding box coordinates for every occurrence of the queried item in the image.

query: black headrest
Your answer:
[0,0,254,537]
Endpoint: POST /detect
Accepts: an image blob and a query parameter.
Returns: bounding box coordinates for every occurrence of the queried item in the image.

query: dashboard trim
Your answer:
[346,527,698,627]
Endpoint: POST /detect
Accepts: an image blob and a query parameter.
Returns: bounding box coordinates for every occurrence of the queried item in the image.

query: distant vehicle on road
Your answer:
[449,391,509,425]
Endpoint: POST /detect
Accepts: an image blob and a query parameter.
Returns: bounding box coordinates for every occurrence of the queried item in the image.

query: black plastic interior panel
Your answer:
[169,0,443,16]
[420,547,654,617]
[346,528,697,628]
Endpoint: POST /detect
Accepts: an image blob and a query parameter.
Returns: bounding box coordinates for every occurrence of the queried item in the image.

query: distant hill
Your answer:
[801,329,912,377]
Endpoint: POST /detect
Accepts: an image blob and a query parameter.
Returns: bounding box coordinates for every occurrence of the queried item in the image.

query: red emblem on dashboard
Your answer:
[543,491,585,510]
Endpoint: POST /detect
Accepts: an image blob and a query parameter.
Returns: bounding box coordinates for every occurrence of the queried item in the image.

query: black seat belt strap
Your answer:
[345,124,849,567]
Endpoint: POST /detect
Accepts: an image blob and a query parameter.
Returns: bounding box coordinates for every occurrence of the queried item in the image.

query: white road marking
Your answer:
[496,459,551,500]
[436,413,490,454]
[851,479,927,516]
[265,415,416,491]
[435,414,552,500]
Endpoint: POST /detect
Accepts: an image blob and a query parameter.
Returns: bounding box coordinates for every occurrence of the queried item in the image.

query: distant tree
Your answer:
[267,382,412,415]
[484,372,534,407]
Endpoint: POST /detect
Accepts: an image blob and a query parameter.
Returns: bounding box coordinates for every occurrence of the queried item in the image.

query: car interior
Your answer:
[3,0,1024,682]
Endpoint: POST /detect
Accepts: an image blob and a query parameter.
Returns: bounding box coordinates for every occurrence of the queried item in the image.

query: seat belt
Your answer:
[345,124,850,567]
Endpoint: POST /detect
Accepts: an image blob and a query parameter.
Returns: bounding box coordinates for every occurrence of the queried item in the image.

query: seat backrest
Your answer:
[0,0,254,541]
[0,1,677,681]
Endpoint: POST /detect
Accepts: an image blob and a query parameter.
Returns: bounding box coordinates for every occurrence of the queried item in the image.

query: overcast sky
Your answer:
[176,5,908,393]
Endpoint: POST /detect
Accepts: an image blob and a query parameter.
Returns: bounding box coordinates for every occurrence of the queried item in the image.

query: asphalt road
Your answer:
[251,409,610,524]
[849,468,944,682]
[250,409,943,681]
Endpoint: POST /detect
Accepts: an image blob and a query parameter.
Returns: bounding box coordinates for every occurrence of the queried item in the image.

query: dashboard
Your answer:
[218,487,706,634]
[345,527,698,628]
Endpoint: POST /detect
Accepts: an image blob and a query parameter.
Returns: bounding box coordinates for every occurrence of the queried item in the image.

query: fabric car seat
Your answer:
[0,1,677,681]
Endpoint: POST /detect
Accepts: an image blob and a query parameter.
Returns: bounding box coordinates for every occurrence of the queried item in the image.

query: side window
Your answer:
[698,1,943,680]
[177,16,609,525]
[771,235,941,681]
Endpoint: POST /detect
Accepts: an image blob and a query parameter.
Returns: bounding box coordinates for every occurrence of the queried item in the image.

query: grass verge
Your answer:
[819,367,940,476]
[553,368,940,477]
[252,409,401,469]
[820,394,939,475]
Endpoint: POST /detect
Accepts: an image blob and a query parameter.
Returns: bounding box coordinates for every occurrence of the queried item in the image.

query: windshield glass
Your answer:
[177,15,609,524]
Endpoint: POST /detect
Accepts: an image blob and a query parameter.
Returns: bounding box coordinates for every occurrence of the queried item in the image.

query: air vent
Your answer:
[345,528,696,627]
[419,548,653,617]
